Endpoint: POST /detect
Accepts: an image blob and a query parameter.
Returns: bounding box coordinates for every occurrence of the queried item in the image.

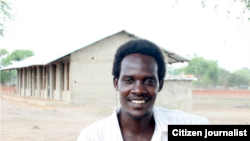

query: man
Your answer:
[77,39,209,141]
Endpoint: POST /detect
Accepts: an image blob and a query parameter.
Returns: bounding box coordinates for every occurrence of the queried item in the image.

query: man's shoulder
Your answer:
[155,107,210,124]
[83,116,110,131]
[77,116,111,141]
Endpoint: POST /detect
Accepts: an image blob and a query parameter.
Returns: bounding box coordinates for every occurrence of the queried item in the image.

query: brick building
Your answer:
[1,30,193,110]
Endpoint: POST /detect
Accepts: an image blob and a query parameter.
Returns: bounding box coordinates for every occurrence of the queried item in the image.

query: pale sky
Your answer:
[1,0,250,73]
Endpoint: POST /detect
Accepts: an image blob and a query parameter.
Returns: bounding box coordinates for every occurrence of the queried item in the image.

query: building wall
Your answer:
[13,31,194,111]
[70,32,169,108]
[38,66,46,98]
[52,64,59,100]
[155,80,193,111]
[50,56,71,101]
[61,62,71,101]
[53,63,65,101]
[16,56,70,101]
[26,68,31,97]
[70,32,136,108]
[19,67,42,98]
[41,66,49,99]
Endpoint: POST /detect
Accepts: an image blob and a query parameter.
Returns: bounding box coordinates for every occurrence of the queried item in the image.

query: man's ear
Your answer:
[113,77,119,91]
[158,80,164,92]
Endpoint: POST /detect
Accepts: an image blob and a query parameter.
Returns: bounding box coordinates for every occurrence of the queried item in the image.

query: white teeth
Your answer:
[131,100,146,104]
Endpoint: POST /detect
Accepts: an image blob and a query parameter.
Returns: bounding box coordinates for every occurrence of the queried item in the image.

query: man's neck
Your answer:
[118,111,155,141]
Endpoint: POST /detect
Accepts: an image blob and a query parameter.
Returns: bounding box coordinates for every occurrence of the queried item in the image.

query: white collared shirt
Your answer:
[77,106,209,141]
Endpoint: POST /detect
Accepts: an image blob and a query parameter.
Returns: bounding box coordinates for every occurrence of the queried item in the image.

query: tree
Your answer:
[179,54,219,88]
[0,70,10,84]
[167,66,180,75]
[0,48,9,57]
[0,0,13,37]
[201,0,250,10]
[217,68,231,89]
[0,49,9,69]
[0,49,34,85]
[1,49,34,67]
[236,0,250,10]
[201,0,250,21]
[243,0,250,10]
[229,68,250,89]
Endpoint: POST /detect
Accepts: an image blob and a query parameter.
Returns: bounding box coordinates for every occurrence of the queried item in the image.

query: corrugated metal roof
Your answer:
[1,30,189,70]
[0,53,69,70]
[122,30,189,64]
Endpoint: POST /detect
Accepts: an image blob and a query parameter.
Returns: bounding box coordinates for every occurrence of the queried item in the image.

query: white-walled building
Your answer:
[1,30,193,110]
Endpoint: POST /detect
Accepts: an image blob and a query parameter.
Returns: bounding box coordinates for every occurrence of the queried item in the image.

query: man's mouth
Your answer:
[130,100,146,104]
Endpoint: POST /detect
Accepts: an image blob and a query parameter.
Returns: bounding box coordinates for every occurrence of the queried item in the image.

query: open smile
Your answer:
[131,100,146,104]
[129,98,151,105]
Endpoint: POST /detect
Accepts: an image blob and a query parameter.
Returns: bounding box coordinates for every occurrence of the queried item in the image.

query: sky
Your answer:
[1,0,250,73]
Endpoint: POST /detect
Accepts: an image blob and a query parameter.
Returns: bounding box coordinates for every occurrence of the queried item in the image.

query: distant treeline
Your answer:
[0,49,34,85]
[168,54,250,90]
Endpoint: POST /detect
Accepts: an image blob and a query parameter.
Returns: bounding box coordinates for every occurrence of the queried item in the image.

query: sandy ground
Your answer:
[191,90,250,125]
[1,90,250,141]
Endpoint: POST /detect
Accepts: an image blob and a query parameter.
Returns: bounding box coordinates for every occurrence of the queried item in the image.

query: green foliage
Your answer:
[217,68,231,89]
[0,69,16,85]
[0,48,8,57]
[241,0,250,10]
[0,0,13,37]
[202,0,250,21]
[202,0,250,11]
[179,54,219,88]
[0,70,11,84]
[1,50,34,66]
[167,66,181,75]
[0,49,34,85]
[177,54,250,89]
[229,68,250,88]
[0,48,9,69]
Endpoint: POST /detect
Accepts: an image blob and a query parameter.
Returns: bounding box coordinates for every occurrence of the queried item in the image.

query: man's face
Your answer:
[114,53,163,120]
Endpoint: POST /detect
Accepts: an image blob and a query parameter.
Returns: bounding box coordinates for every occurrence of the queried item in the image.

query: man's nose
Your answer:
[131,81,146,94]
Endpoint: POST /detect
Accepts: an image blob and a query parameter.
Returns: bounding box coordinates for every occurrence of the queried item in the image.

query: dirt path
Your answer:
[1,97,112,141]
[191,90,250,124]
[1,91,250,141]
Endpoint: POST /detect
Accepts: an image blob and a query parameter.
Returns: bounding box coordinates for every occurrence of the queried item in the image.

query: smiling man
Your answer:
[77,39,209,141]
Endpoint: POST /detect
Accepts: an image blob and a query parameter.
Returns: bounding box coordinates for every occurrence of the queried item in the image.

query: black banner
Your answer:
[168,125,250,140]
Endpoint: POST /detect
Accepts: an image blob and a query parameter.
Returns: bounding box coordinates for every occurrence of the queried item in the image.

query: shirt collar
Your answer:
[107,106,123,141]
[153,107,169,132]
[107,106,169,141]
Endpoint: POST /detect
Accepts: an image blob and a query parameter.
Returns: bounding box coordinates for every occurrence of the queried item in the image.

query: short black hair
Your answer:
[112,39,166,81]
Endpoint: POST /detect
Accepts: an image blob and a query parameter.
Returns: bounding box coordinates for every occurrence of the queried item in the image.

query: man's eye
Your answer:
[145,79,155,84]
[124,78,133,83]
